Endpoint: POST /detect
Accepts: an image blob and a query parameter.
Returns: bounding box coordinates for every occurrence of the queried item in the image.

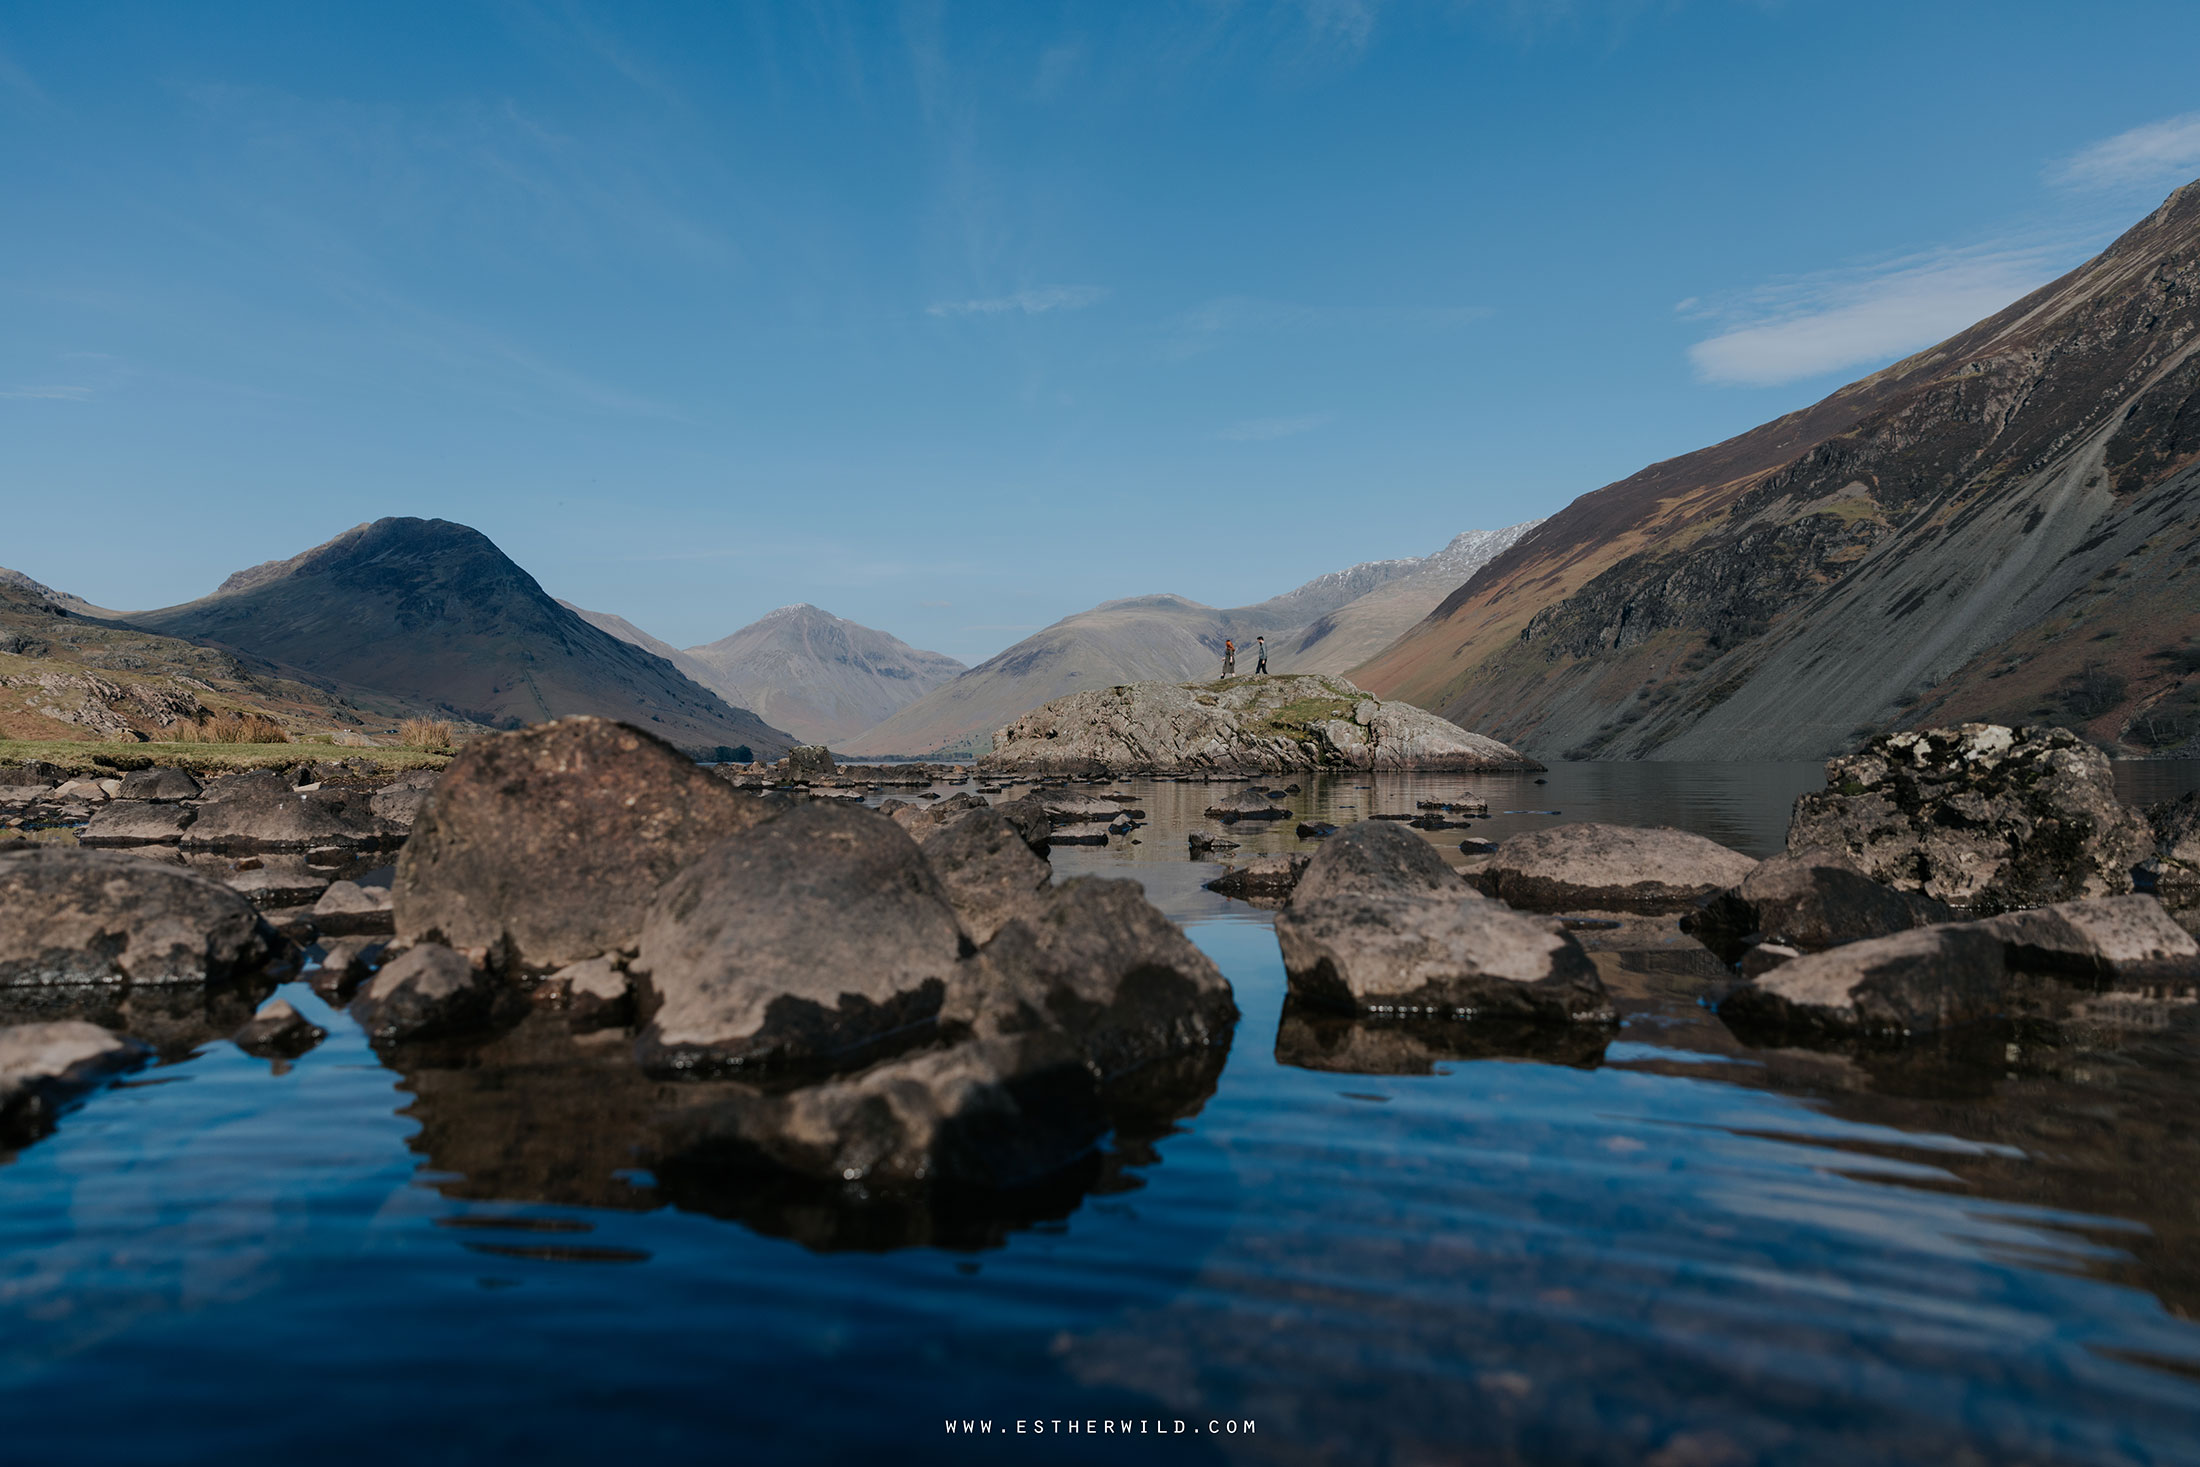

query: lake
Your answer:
[3,761,2198,1465]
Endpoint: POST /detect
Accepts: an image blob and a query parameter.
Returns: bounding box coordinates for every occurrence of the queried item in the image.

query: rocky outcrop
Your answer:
[1477,822,1757,912]
[632,803,965,1076]
[118,768,202,801]
[1786,725,2154,912]
[1718,925,2009,1039]
[1275,822,1609,1023]
[0,846,288,988]
[1682,848,1955,964]
[394,718,777,972]
[0,1021,149,1143]
[80,800,199,846]
[980,675,1540,774]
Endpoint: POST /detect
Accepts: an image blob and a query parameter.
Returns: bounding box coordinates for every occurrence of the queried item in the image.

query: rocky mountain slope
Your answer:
[131,519,795,761]
[1355,180,2200,761]
[843,523,1537,757]
[0,574,413,742]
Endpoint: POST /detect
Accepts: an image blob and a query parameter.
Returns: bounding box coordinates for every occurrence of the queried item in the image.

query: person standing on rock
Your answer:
[1222,639,1236,678]
[1255,635,1268,674]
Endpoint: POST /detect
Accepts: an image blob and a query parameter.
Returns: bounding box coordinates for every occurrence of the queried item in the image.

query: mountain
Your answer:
[0,572,413,742]
[563,601,965,746]
[131,518,796,760]
[676,605,965,747]
[0,566,121,620]
[841,524,1537,757]
[1354,180,2200,762]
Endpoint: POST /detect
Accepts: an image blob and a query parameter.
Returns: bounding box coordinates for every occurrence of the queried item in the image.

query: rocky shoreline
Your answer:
[3,717,2197,1208]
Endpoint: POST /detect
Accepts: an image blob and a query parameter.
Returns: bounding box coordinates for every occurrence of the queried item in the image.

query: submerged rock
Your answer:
[980,675,1541,774]
[1786,724,2154,912]
[1275,822,1609,1024]
[395,718,777,973]
[0,1021,149,1143]
[1478,822,1757,912]
[1683,848,1955,964]
[1205,788,1290,821]
[231,998,326,1059]
[0,846,287,988]
[653,1033,1105,1190]
[1718,925,2009,1039]
[632,803,963,1076]
[1205,853,1309,899]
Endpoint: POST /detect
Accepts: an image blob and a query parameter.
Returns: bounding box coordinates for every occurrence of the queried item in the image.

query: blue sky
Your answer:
[5,1,2199,665]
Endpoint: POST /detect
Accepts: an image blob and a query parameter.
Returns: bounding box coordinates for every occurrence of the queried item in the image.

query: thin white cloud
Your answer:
[1684,244,2065,388]
[2049,111,2200,192]
[0,385,93,400]
[1217,411,1334,442]
[926,285,1105,317]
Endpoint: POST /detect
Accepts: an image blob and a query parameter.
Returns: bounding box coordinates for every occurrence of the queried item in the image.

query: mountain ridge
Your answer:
[131,518,795,760]
[1355,179,2200,761]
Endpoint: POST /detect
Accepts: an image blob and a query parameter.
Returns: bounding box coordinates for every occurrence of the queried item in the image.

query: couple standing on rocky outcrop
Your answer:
[1220,636,1267,677]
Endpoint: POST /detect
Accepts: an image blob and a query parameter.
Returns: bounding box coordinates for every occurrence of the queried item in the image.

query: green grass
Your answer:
[0,739,450,776]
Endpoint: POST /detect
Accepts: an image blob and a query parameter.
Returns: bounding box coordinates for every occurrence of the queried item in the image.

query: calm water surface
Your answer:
[4,761,2200,1465]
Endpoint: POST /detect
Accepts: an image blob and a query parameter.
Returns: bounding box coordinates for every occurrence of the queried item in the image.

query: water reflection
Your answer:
[383,1009,1226,1253]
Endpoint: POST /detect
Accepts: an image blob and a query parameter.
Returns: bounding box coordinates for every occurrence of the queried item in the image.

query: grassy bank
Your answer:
[0,739,450,777]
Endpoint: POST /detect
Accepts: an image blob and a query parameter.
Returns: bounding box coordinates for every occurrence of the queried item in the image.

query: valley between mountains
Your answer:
[8,180,2200,764]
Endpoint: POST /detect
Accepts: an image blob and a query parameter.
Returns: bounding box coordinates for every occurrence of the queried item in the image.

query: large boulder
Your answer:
[0,1021,149,1143]
[943,878,1239,1083]
[1682,848,1955,964]
[1275,821,1609,1024]
[80,800,198,846]
[368,771,439,832]
[1717,925,2009,1039]
[0,846,286,988]
[922,807,1052,945]
[394,718,777,973]
[117,767,201,801]
[350,943,497,1043]
[633,803,965,1076]
[785,745,837,780]
[1479,822,1757,912]
[652,1033,1104,1190]
[1786,724,2154,912]
[1966,895,2200,982]
[980,675,1540,774]
[182,770,394,852]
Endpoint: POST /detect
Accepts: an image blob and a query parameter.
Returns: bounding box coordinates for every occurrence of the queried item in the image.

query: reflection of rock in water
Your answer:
[0,978,274,1059]
[383,1009,1231,1252]
[1274,1000,1609,1075]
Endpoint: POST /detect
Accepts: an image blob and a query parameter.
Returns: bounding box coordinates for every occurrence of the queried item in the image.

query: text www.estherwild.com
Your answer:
[945,1419,1255,1436]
